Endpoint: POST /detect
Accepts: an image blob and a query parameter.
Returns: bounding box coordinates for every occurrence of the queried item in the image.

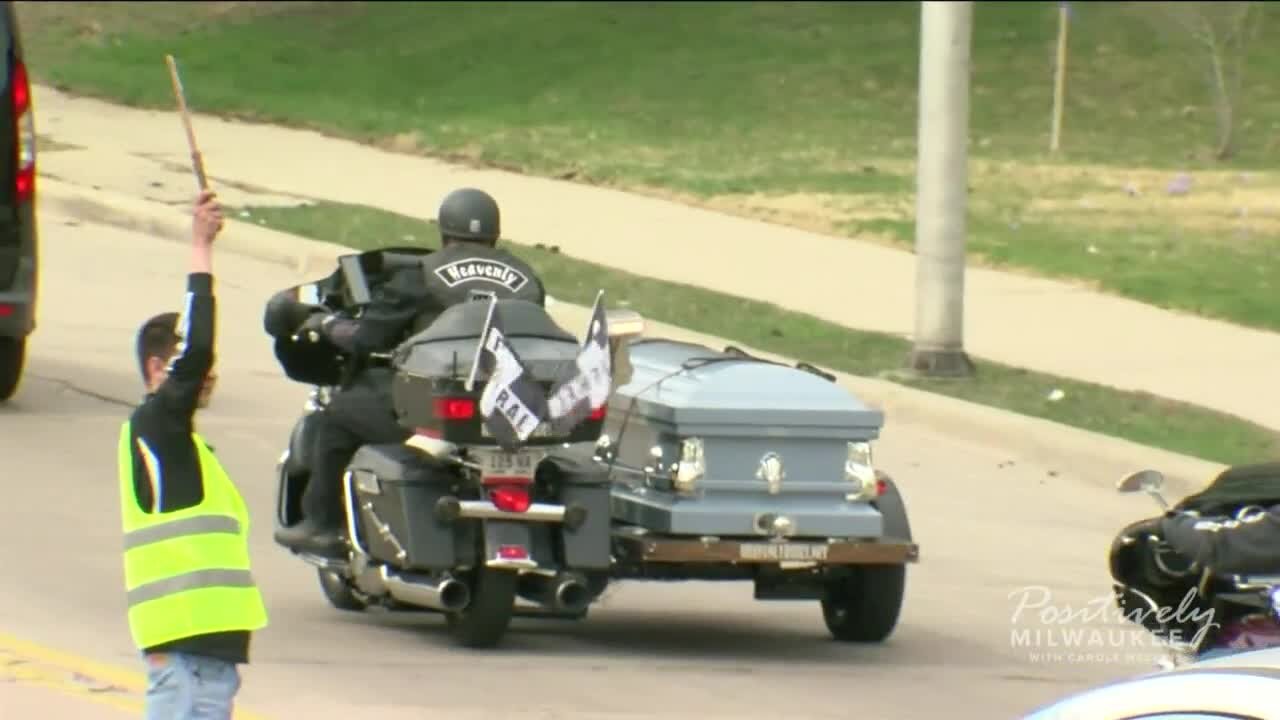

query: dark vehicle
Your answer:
[266,248,633,648]
[0,2,36,401]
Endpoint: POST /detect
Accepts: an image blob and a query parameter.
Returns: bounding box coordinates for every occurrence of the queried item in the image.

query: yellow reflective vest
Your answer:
[117,422,268,650]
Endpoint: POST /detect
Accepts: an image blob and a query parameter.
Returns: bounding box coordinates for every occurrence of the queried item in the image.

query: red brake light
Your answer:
[875,478,887,497]
[12,59,33,204]
[497,544,529,560]
[0,304,12,318]
[489,485,532,513]
[12,61,28,113]
[589,404,607,421]
[432,397,475,421]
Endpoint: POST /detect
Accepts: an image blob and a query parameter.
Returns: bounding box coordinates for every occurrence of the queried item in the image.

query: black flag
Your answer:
[466,298,548,449]
[546,291,611,434]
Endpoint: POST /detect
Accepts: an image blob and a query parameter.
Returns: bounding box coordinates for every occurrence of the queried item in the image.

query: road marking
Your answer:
[0,630,272,718]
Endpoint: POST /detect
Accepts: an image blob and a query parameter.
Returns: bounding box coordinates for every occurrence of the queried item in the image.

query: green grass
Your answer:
[240,200,1280,465]
[852,208,1280,330]
[19,1,1280,333]
[23,1,1280,177]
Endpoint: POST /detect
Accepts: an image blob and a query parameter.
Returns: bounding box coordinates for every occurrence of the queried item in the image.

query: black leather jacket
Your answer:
[1161,506,1280,575]
[319,243,546,364]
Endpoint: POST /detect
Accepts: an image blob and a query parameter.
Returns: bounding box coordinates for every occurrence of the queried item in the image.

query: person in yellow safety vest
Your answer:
[117,189,268,720]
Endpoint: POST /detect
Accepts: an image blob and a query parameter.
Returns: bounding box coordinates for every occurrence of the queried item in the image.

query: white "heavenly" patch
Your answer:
[434,258,529,292]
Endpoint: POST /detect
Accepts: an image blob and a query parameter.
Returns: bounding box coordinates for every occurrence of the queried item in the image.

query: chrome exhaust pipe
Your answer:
[517,572,592,613]
[380,567,470,612]
[555,578,591,613]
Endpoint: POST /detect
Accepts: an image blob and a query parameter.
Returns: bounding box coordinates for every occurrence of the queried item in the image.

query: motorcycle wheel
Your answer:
[317,568,369,612]
[445,567,518,648]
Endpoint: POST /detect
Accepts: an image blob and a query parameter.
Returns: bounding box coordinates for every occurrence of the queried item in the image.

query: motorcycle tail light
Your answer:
[487,481,532,513]
[589,403,607,421]
[497,544,530,560]
[433,397,476,421]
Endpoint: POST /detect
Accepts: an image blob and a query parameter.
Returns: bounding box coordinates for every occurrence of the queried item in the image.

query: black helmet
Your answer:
[437,188,500,243]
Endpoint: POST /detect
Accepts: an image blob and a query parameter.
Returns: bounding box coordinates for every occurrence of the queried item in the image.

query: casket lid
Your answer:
[616,339,884,435]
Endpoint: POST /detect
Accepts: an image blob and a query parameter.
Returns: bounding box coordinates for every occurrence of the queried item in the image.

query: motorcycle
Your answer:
[1110,466,1280,667]
[265,247,642,648]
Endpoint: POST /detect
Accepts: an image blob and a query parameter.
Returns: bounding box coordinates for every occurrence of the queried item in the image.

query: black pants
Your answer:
[303,371,411,529]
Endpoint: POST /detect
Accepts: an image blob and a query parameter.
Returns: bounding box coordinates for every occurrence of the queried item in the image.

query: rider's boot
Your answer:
[275,486,346,557]
[275,516,346,556]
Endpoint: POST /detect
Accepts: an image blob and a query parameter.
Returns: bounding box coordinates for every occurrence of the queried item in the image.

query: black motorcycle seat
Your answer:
[408,299,575,345]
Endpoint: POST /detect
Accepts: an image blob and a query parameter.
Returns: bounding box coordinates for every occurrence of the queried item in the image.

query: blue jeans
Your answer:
[144,652,242,720]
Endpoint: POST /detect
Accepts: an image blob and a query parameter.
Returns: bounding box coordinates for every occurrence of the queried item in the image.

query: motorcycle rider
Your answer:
[274,188,546,556]
[1157,505,1280,660]
[1160,504,1280,575]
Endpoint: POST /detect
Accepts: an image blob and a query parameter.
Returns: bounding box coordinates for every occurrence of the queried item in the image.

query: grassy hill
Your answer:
[18,1,1280,330]
[18,1,1280,462]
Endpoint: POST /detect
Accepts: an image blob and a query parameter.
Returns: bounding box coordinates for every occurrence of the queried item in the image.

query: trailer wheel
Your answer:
[820,563,906,642]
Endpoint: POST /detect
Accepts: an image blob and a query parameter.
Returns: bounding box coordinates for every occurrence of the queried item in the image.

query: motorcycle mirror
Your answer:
[1117,469,1165,494]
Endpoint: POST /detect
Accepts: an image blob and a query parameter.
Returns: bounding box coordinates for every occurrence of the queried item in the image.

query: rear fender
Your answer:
[872,472,912,543]
[482,520,540,571]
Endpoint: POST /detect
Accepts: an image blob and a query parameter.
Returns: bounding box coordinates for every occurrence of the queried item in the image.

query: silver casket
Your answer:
[599,339,889,541]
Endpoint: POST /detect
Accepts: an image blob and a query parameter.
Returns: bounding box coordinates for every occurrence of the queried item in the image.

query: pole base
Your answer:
[903,347,976,378]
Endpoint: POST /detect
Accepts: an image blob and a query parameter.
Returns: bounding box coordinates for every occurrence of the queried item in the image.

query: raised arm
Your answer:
[152,190,222,419]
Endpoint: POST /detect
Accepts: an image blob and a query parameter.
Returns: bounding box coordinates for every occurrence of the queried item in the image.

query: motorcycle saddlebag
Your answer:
[346,443,477,571]
[537,451,613,571]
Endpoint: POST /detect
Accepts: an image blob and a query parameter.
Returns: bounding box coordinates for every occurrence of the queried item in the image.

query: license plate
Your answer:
[738,543,829,562]
[481,422,556,439]
[472,448,546,479]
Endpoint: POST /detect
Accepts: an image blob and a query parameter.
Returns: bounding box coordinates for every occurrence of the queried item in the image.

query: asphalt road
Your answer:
[0,210,1174,719]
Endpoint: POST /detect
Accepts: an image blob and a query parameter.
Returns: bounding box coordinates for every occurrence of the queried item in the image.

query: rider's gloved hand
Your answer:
[294,311,329,342]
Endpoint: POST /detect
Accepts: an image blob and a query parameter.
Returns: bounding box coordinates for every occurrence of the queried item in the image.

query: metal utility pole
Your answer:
[906,0,976,377]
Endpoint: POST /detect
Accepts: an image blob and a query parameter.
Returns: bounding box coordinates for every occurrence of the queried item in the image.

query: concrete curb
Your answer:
[37,176,352,278]
[37,176,1224,495]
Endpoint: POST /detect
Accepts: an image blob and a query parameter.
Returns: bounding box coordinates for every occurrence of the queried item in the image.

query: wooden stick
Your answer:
[1049,2,1070,154]
[165,54,208,191]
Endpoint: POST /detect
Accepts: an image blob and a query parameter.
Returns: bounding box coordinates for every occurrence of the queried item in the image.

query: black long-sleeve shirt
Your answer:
[125,272,251,664]
[1161,506,1280,576]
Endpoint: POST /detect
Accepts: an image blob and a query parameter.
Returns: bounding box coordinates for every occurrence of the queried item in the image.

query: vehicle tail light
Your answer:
[497,544,529,560]
[12,60,33,204]
[875,478,887,497]
[432,397,475,421]
[489,485,532,513]
[0,304,12,318]
[484,476,532,513]
[589,403,607,421]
